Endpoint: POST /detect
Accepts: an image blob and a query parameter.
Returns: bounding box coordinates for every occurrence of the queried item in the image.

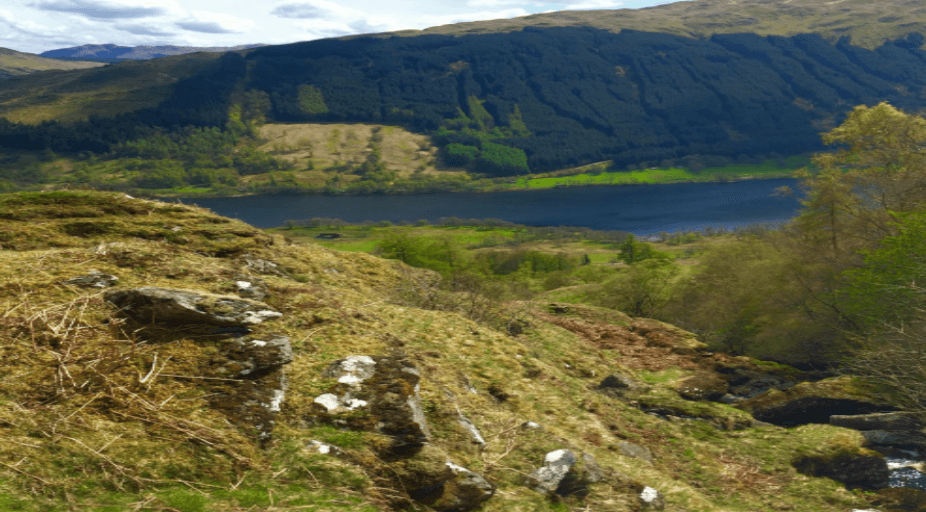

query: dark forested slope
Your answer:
[5,24,926,175]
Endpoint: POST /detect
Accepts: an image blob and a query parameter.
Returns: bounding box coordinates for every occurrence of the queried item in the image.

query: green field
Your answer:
[494,157,805,191]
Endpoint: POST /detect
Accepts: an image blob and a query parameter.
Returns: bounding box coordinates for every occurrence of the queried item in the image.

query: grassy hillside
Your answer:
[0,190,906,511]
[409,0,926,50]
[0,47,102,80]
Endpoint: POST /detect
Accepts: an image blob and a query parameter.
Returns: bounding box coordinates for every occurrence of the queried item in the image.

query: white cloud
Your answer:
[115,22,175,36]
[176,10,254,34]
[29,0,171,19]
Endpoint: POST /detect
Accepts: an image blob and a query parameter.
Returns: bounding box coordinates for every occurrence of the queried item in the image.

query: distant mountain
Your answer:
[41,44,267,61]
[0,47,103,80]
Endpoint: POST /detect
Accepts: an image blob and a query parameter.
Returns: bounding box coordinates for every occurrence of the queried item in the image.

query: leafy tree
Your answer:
[443,143,479,167]
[592,259,679,318]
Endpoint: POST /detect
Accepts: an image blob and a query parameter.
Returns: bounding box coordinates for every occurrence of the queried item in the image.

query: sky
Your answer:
[1,0,675,54]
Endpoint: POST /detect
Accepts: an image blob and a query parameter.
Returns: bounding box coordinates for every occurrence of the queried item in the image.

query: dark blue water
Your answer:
[176,178,801,235]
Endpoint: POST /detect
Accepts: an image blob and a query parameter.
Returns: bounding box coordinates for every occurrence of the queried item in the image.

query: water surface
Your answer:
[178,178,801,234]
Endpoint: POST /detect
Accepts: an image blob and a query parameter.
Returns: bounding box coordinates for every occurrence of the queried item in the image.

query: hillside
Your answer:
[3,1,926,177]
[407,0,926,51]
[41,43,267,61]
[1,189,924,511]
[0,47,103,80]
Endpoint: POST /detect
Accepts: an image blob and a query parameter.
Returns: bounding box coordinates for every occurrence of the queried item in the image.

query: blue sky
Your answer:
[2,0,677,54]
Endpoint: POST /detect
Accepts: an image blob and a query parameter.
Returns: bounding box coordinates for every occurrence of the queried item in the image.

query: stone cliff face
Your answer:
[0,190,924,511]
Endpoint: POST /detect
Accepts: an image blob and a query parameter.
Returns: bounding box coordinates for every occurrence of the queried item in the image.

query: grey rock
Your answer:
[529,450,601,498]
[210,371,288,442]
[531,449,577,495]
[61,270,119,288]
[615,441,654,463]
[105,286,281,327]
[306,440,343,456]
[831,412,923,432]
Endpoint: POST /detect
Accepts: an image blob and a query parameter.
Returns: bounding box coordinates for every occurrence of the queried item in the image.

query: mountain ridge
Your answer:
[41,43,267,60]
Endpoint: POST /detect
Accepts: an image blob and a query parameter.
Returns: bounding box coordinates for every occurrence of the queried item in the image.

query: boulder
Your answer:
[736,376,897,427]
[863,430,926,454]
[831,412,923,432]
[312,354,432,448]
[105,287,282,327]
[529,449,602,498]
[715,364,797,400]
[61,270,118,288]
[422,461,496,512]
[793,440,890,490]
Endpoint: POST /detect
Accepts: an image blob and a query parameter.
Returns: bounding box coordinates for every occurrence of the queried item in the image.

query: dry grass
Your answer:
[0,190,886,511]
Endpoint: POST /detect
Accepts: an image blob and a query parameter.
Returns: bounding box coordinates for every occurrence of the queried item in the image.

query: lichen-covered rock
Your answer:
[831,412,923,432]
[312,354,432,448]
[61,270,118,288]
[736,376,897,427]
[216,335,293,377]
[529,449,602,498]
[105,286,282,327]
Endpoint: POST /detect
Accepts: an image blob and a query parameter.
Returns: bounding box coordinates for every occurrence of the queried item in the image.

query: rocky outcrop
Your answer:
[215,335,293,377]
[529,449,603,498]
[615,442,654,464]
[736,376,897,427]
[676,371,728,401]
[241,254,289,278]
[105,286,282,327]
[863,431,926,454]
[309,353,494,510]
[831,412,923,432]
[234,276,269,301]
[312,354,431,448]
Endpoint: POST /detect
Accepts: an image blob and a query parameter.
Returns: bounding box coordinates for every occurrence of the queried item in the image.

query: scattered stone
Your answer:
[639,486,666,510]
[736,376,897,427]
[831,412,923,432]
[614,441,654,464]
[241,254,289,277]
[306,440,343,456]
[522,421,542,430]
[61,270,118,288]
[105,287,282,327]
